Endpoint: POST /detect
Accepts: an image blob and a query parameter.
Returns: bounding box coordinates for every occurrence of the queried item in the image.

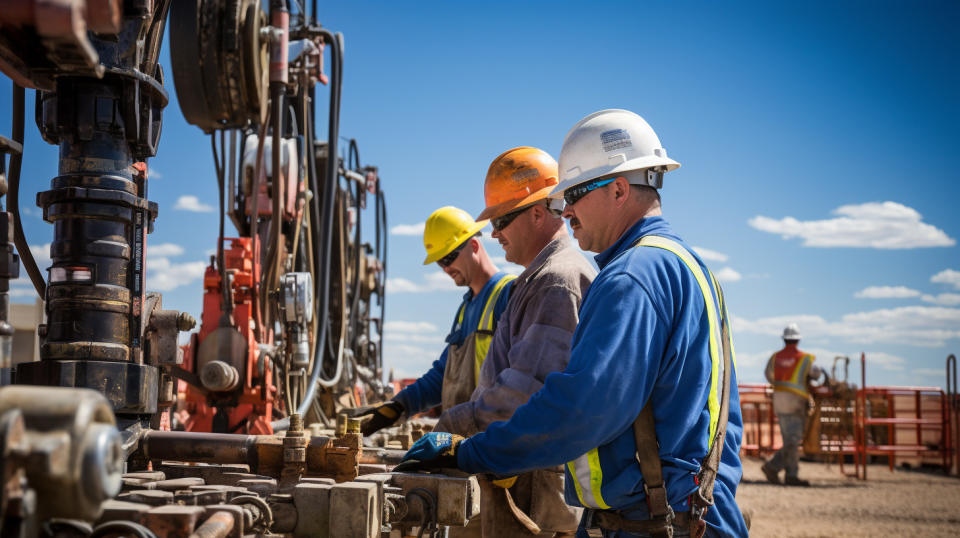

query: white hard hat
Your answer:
[782,323,802,341]
[551,109,680,198]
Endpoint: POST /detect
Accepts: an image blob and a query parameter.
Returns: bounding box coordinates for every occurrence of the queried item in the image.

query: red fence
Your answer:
[739,353,957,480]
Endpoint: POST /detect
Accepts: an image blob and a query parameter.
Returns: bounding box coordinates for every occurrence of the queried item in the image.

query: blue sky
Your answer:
[4,1,958,389]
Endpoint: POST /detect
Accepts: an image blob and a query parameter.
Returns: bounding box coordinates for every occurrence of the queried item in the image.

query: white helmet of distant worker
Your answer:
[782,323,802,341]
[552,109,681,198]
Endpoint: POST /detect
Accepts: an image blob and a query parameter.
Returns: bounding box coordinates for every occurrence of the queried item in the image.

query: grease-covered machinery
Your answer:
[0,1,468,536]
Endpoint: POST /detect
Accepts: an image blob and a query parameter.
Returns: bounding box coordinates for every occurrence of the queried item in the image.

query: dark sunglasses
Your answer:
[563,177,616,206]
[436,240,469,268]
[490,205,533,232]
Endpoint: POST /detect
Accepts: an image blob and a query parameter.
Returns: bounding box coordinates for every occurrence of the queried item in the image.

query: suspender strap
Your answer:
[632,404,675,538]
[627,236,735,538]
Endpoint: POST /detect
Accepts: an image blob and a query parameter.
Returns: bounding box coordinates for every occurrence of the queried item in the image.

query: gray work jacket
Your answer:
[437,233,596,436]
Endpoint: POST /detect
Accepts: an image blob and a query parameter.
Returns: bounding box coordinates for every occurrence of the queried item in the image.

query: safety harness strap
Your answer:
[627,235,735,538]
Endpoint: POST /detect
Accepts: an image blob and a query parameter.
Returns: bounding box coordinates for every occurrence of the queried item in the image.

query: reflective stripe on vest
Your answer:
[473,275,516,382]
[772,353,813,398]
[566,235,725,509]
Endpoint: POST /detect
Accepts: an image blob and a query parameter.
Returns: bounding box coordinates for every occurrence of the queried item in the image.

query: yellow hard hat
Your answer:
[477,147,558,221]
[422,206,487,265]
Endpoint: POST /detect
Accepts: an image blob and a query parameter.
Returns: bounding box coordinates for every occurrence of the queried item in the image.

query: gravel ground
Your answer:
[736,457,960,537]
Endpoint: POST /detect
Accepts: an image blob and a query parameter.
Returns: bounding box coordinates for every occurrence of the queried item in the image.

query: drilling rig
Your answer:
[0,1,475,536]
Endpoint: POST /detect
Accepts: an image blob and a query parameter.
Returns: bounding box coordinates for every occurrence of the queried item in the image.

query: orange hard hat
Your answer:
[477,147,559,221]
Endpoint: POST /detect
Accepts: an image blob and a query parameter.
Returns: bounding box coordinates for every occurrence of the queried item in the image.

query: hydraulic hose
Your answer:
[8,83,45,298]
[283,28,342,424]
[308,29,344,393]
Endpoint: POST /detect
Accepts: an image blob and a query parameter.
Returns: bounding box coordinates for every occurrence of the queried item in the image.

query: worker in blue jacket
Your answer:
[397,110,748,538]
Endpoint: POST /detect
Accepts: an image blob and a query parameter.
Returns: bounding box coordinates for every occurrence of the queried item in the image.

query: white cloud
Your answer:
[931,269,960,290]
[150,243,185,257]
[385,277,421,293]
[921,293,960,306]
[9,287,38,298]
[148,167,163,179]
[714,267,741,282]
[733,306,960,348]
[748,201,955,249]
[390,222,425,236]
[384,321,439,334]
[387,271,459,294]
[914,368,945,377]
[174,195,214,213]
[693,246,729,263]
[146,255,206,292]
[382,342,441,379]
[854,286,921,299]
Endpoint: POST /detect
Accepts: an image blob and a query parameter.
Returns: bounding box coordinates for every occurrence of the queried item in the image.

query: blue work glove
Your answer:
[392,432,464,473]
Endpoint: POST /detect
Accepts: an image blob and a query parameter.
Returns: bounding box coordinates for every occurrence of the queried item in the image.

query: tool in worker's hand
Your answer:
[394,432,463,472]
[352,400,405,436]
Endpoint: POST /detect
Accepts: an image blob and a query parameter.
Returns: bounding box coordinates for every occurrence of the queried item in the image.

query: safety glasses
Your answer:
[562,177,615,206]
[490,206,528,232]
[436,240,468,268]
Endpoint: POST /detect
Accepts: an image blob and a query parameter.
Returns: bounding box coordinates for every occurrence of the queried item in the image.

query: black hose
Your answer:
[291,28,342,418]
[211,131,231,315]
[300,30,343,394]
[8,84,44,298]
[377,183,387,374]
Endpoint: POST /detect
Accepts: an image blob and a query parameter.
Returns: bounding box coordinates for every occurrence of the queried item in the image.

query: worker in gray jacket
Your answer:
[436,146,596,537]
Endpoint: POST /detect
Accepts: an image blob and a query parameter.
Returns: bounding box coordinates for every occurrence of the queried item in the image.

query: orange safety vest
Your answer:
[771,347,815,398]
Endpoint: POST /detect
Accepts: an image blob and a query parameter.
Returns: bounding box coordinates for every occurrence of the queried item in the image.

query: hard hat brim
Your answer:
[550,155,680,199]
[477,184,555,221]
[422,219,487,265]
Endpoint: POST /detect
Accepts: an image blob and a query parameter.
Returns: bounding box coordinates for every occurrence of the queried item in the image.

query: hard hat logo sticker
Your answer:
[601,129,632,152]
[511,168,540,183]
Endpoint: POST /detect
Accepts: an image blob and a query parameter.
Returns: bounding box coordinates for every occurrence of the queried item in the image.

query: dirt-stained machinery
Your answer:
[0,1,469,536]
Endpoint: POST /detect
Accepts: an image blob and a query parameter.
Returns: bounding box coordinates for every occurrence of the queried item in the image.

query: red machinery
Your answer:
[181,238,276,434]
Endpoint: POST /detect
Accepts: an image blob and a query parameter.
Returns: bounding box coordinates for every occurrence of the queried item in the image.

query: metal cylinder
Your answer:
[200,360,240,392]
[139,430,359,480]
[0,386,121,521]
[189,510,235,538]
[14,3,166,419]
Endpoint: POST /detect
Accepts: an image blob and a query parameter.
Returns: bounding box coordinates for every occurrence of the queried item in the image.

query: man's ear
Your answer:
[470,236,481,253]
[613,177,631,207]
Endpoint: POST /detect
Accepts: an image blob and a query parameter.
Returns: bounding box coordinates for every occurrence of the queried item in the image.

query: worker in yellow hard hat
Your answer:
[357,206,516,439]
[426,147,595,537]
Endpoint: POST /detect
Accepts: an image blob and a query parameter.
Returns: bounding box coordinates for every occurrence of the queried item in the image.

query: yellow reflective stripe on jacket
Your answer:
[638,236,724,446]
[565,235,724,510]
[473,275,516,383]
[710,272,738,375]
[567,448,610,509]
[773,354,814,398]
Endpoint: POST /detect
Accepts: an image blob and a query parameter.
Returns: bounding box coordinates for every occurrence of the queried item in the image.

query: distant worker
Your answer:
[397,110,748,537]
[435,147,595,536]
[357,206,515,436]
[761,323,821,487]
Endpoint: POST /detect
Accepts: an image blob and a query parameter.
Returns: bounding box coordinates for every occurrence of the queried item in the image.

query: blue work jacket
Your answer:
[457,217,748,537]
[393,272,514,414]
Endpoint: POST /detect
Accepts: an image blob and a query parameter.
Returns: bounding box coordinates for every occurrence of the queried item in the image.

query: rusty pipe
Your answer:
[189,511,235,538]
[359,447,406,466]
[139,430,360,480]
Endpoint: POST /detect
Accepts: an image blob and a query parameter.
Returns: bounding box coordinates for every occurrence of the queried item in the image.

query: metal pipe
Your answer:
[141,430,270,470]
[189,511,235,538]
[139,430,360,479]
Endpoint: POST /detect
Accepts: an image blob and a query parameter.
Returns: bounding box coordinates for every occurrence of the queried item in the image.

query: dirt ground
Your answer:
[737,457,960,536]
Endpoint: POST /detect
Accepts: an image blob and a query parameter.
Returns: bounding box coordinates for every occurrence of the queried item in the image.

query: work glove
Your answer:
[392,432,464,473]
[353,400,405,436]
